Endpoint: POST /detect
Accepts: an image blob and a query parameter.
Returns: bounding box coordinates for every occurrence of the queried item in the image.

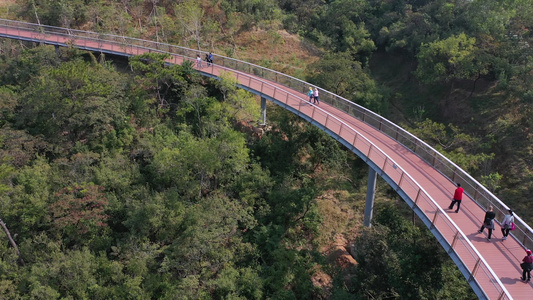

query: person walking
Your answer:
[521,249,533,282]
[205,53,210,66]
[477,205,496,240]
[313,87,319,105]
[501,209,514,240]
[307,87,314,103]
[196,54,202,69]
[208,52,213,65]
[448,183,463,213]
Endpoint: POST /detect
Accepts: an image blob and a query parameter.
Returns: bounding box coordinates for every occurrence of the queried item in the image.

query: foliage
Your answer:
[341,203,475,299]
[406,119,494,174]
[415,33,487,83]
[49,183,109,245]
[4,0,533,297]
[16,59,131,152]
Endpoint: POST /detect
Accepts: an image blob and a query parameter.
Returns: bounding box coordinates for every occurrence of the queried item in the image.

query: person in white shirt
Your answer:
[501,209,514,240]
[313,87,319,105]
[196,55,202,68]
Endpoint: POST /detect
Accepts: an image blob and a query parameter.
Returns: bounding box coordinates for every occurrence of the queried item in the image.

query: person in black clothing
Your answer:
[477,205,496,240]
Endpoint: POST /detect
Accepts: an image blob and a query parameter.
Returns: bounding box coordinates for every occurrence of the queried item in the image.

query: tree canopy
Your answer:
[2,0,533,298]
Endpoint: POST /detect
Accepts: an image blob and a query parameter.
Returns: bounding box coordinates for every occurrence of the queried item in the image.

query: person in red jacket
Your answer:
[448,183,464,213]
[521,249,533,282]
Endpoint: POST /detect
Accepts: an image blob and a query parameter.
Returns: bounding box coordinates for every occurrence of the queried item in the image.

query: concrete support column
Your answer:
[54,45,60,56]
[364,167,377,227]
[260,97,267,125]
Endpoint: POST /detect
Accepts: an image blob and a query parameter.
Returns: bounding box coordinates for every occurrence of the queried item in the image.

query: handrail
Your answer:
[0,19,515,299]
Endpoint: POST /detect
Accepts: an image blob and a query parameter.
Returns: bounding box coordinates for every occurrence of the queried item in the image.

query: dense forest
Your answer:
[0,0,532,298]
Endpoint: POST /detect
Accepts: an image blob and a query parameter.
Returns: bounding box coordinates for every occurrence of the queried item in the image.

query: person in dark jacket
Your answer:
[521,249,533,282]
[478,205,496,240]
[448,183,464,213]
[205,53,210,66]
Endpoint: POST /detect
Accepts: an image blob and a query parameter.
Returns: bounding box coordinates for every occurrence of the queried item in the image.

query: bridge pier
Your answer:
[364,167,377,227]
[260,97,267,125]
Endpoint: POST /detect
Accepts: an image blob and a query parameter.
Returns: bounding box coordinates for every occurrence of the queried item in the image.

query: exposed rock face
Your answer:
[311,234,357,296]
[326,234,357,269]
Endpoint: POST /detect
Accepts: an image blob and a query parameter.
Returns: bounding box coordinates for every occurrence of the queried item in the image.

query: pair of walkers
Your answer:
[477,208,514,241]
[205,52,213,66]
[307,87,319,104]
[196,53,214,69]
[477,207,531,282]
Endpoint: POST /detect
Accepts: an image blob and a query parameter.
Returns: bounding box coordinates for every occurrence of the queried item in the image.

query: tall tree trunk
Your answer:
[0,218,24,266]
[31,0,40,25]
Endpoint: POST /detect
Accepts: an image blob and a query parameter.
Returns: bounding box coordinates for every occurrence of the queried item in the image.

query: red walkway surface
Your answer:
[0,24,531,299]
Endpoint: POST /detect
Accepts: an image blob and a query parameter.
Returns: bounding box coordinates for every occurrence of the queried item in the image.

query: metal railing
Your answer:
[0,19,518,299]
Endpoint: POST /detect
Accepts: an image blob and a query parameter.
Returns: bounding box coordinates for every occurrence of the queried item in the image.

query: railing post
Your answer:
[468,258,481,282]
[382,157,388,170]
[497,291,505,300]
[431,210,441,230]
[452,167,457,182]
[414,189,422,206]
[448,231,459,252]
[398,173,404,188]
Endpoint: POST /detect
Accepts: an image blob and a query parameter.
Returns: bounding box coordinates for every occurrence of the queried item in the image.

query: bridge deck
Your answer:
[0,25,531,299]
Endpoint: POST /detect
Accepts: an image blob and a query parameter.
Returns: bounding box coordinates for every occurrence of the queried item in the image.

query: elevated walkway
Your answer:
[0,19,532,299]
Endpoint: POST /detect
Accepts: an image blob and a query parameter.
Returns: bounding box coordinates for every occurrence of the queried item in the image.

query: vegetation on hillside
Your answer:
[0,0,532,298]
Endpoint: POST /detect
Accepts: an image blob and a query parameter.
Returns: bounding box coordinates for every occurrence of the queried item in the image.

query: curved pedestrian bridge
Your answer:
[0,18,532,300]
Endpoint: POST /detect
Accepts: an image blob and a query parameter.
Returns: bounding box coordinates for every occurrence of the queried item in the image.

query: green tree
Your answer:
[150,128,249,199]
[343,203,475,299]
[16,59,130,151]
[406,119,494,174]
[307,52,385,113]
[311,0,375,63]
[49,183,109,246]
[129,52,197,117]
[415,33,487,84]
[4,156,51,235]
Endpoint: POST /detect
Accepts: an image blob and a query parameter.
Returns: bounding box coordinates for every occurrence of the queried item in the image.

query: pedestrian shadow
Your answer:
[499,276,528,285]
[465,232,493,242]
